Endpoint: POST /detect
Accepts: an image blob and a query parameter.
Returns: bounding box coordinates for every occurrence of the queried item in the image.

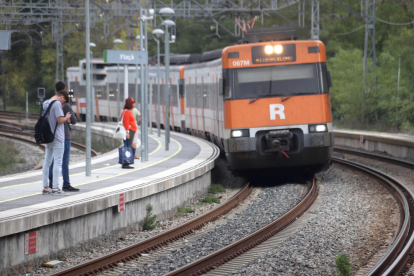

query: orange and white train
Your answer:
[67,33,334,175]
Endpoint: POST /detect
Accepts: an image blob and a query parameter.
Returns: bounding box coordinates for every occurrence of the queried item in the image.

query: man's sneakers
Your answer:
[52,188,66,196]
[42,187,52,195]
[62,185,80,192]
[42,187,68,195]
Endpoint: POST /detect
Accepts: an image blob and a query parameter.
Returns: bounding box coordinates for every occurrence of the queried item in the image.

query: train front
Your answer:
[222,41,334,175]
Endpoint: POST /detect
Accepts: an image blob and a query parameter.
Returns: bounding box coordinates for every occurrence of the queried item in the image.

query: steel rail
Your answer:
[50,183,253,276]
[165,178,318,276]
[334,146,414,170]
[332,157,414,276]
[0,130,98,157]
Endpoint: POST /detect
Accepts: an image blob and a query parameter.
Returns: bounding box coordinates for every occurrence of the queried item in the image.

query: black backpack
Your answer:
[34,100,58,144]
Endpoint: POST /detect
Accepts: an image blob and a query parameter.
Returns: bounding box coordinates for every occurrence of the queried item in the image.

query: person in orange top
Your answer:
[121,97,138,169]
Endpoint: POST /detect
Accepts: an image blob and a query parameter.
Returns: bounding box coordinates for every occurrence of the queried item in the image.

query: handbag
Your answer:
[113,111,127,140]
[119,139,135,165]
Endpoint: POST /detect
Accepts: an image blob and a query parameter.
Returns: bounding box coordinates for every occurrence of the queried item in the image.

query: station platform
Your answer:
[334,128,414,161]
[0,123,220,272]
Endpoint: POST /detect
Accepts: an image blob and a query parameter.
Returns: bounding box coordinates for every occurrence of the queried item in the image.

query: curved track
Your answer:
[0,129,97,170]
[332,149,414,276]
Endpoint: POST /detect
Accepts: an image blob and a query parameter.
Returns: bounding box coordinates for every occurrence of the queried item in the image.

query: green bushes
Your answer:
[335,254,351,276]
[208,184,226,194]
[141,204,157,231]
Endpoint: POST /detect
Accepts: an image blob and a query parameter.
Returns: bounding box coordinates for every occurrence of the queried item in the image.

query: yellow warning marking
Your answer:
[0,136,180,204]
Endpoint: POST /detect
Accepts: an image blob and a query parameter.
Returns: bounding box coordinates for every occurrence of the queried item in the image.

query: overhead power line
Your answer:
[376,17,414,25]
[334,25,365,36]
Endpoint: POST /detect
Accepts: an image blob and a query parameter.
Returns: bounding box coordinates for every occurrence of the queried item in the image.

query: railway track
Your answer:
[50,183,255,276]
[48,179,318,276]
[331,149,414,276]
[0,110,38,120]
[0,129,97,170]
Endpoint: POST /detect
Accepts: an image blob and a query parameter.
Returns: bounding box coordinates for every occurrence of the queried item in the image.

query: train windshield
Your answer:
[223,63,329,100]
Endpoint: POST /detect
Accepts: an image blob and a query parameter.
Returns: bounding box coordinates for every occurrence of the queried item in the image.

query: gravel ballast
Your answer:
[122,184,306,275]
[232,166,398,276]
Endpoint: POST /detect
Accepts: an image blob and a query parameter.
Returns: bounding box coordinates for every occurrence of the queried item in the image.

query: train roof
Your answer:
[243,26,298,43]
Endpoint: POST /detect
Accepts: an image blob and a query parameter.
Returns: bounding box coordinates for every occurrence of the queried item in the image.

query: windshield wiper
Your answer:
[282,96,291,102]
[248,94,275,104]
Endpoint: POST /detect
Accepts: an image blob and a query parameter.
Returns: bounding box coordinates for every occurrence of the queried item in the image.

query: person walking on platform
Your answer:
[41,81,71,195]
[48,100,78,192]
[131,105,141,159]
[121,97,137,169]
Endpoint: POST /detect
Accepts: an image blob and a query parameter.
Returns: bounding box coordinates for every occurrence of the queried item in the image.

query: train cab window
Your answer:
[222,69,233,100]
[231,63,326,100]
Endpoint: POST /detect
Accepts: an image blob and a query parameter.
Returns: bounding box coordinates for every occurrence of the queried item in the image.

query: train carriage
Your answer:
[220,40,334,174]
[67,28,333,176]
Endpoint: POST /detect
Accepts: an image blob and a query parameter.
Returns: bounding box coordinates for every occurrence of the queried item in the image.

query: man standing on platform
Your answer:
[42,81,71,195]
[49,98,79,192]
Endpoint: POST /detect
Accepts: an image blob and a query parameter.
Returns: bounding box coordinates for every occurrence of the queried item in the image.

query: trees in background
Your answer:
[1,0,413,131]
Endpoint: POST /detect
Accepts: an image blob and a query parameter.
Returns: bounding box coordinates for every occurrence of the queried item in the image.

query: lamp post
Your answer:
[90,42,96,122]
[152,29,164,138]
[135,34,145,143]
[85,0,91,176]
[160,7,175,151]
[139,8,154,161]
[113,39,123,119]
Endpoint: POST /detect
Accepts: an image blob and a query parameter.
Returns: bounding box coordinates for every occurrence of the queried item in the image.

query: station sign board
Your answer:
[0,31,11,50]
[118,193,125,212]
[104,50,148,65]
[24,231,39,254]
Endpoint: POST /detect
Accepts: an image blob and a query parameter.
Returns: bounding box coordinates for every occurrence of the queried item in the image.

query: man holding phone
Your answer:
[48,82,79,192]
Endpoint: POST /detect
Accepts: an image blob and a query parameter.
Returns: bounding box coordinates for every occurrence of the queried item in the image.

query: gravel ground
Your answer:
[0,138,43,176]
[29,187,241,275]
[231,165,398,276]
[0,138,86,178]
[122,184,305,275]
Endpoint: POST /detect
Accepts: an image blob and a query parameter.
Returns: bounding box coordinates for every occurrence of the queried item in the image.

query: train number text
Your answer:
[232,60,250,66]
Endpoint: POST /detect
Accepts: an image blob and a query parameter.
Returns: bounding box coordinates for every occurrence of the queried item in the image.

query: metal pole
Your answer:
[1,51,5,111]
[90,51,94,122]
[157,39,161,137]
[26,91,28,120]
[124,64,128,101]
[145,19,152,137]
[165,27,170,151]
[139,8,146,161]
[117,63,120,118]
[135,64,138,107]
[85,0,92,176]
[396,54,401,123]
[144,17,149,161]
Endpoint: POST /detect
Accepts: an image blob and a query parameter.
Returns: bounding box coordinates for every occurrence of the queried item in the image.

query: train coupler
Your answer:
[264,130,293,153]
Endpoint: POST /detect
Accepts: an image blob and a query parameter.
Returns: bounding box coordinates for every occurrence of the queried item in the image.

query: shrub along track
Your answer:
[332,148,414,276]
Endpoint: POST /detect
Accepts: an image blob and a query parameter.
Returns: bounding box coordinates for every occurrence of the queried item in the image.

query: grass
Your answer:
[0,140,20,172]
[200,196,220,204]
[177,207,195,214]
[208,184,226,194]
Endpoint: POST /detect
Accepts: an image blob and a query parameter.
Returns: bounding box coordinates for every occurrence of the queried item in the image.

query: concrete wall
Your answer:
[0,172,211,274]
[334,132,414,160]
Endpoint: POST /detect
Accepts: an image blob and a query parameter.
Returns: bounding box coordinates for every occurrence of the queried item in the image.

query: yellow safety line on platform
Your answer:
[0,136,180,204]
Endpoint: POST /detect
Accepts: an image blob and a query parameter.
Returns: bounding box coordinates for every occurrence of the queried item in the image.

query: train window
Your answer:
[231,63,325,99]
[222,69,233,100]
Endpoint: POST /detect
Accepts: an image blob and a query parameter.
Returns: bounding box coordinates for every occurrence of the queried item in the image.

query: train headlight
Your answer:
[231,129,250,138]
[264,45,273,55]
[274,45,283,54]
[309,124,327,133]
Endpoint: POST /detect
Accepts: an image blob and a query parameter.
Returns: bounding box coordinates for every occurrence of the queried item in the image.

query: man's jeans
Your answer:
[42,139,64,189]
[49,139,71,188]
